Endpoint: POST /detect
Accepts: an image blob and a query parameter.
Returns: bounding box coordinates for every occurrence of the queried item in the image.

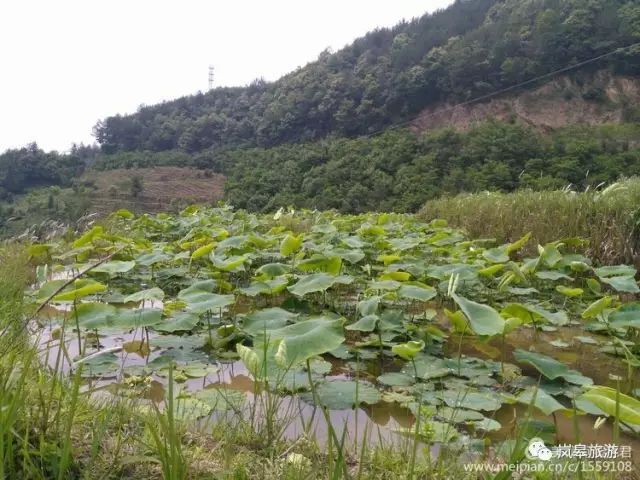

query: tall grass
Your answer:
[420,178,640,266]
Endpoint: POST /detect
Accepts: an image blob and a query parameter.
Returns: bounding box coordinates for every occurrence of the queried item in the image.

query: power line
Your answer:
[360,41,640,139]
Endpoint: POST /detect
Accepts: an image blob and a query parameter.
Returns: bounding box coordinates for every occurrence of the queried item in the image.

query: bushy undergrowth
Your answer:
[420,178,640,266]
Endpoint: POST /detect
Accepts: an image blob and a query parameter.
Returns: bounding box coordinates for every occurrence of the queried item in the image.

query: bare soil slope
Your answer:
[82,167,225,214]
[411,71,640,133]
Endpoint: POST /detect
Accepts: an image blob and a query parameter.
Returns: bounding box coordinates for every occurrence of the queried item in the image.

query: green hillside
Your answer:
[93,0,639,154]
[1,0,640,233]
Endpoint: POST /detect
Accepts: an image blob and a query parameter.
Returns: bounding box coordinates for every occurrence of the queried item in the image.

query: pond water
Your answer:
[35,305,640,460]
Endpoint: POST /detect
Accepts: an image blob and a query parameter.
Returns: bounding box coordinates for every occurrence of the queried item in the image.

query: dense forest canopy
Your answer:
[220,122,640,212]
[93,0,640,154]
[0,143,96,200]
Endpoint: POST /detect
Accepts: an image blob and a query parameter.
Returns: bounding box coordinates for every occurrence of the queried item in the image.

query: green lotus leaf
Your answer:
[609,303,640,329]
[174,397,212,422]
[135,250,172,267]
[254,317,345,366]
[72,226,104,248]
[238,277,289,297]
[473,417,502,432]
[242,307,298,335]
[358,296,380,316]
[578,386,640,425]
[194,388,245,412]
[377,372,415,387]
[377,254,401,265]
[36,279,67,302]
[287,273,353,297]
[574,336,598,345]
[483,247,509,264]
[581,296,614,319]
[341,236,365,249]
[247,234,275,249]
[191,242,215,259]
[452,294,504,336]
[302,380,381,409]
[437,407,484,423]
[555,286,583,297]
[513,349,592,385]
[74,302,116,329]
[110,308,163,329]
[307,358,332,375]
[346,314,379,332]
[280,234,303,257]
[440,390,501,411]
[594,265,637,278]
[388,237,421,251]
[600,276,640,293]
[77,352,120,378]
[92,260,136,274]
[398,284,437,302]
[54,280,107,302]
[380,271,411,282]
[517,387,569,415]
[535,271,572,281]
[506,232,531,254]
[124,287,165,304]
[178,281,234,313]
[502,303,567,326]
[538,243,563,267]
[367,280,401,291]
[326,248,365,264]
[445,308,470,334]
[213,255,247,272]
[154,312,200,333]
[478,264,505,277]
[391,340,424,360]
[298,255,342,275]
[255,263,291,278]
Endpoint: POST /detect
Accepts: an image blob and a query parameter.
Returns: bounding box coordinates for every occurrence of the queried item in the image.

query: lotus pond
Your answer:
[28,206,640,463]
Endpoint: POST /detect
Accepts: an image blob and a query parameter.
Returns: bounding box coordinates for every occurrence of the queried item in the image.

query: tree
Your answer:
[130,176,144,198]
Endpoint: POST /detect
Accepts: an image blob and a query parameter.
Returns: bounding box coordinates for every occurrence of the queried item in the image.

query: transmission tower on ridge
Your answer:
[208,65,215,90]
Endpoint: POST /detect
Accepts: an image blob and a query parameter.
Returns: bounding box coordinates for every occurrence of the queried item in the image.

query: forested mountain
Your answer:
[93,0,640,154]
[2,0,640,231]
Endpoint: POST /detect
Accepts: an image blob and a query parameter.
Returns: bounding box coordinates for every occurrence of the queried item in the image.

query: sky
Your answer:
[0,0,454,152]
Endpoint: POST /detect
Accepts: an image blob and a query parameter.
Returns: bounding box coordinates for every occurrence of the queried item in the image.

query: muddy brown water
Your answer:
[35,307,640,461]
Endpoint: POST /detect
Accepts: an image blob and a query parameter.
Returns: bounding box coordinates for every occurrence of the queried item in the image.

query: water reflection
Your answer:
[35,311,640,457]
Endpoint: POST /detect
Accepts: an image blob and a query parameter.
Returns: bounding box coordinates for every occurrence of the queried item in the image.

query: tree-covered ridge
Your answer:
[93,0,640,154]
[221,122,640,212]
[93,122,640,213]
[0,143,96,200]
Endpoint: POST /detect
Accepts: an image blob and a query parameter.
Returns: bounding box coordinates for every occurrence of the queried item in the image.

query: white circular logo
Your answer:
[526,438,553,461]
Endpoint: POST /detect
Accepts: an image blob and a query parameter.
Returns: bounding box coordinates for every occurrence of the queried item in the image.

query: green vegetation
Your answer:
[8,121,640,224]
[0,186,92,238]
[5,205,637,478]
[217,122,640,213]
[2,1,640,477]
[92,0,640,154]
[0,143,96,198]
[420,177,640,267]
[3,0,640,220]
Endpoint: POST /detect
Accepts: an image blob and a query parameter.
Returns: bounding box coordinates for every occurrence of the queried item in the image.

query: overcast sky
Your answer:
[0,0,453,152]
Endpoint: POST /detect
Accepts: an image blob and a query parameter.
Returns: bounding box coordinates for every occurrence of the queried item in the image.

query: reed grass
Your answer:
[420,178,640,266]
